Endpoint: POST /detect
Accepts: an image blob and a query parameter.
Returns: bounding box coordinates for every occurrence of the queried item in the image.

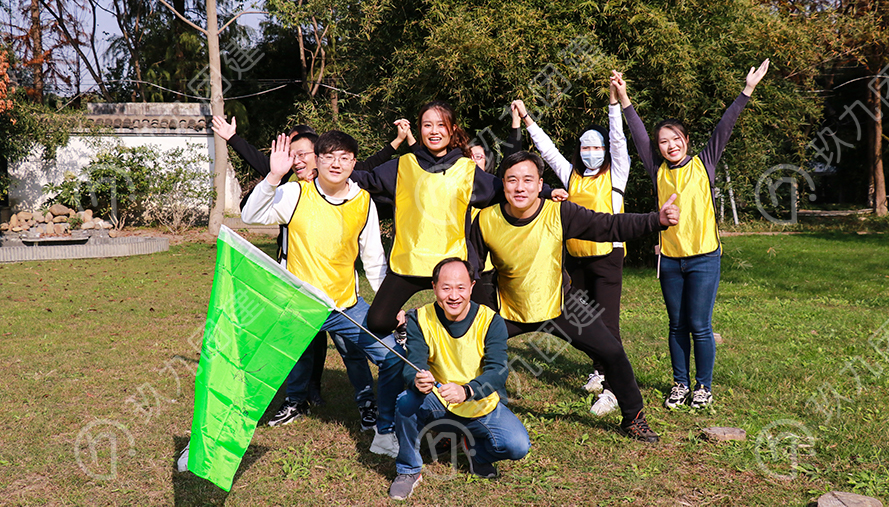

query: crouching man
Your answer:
[389,258,530,500]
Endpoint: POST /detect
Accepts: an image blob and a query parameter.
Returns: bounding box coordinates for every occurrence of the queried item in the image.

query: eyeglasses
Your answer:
[294,151,315,161]
[317,153,356,165]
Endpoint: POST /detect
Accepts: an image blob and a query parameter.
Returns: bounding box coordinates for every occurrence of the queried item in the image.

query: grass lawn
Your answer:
[0,231,887,506]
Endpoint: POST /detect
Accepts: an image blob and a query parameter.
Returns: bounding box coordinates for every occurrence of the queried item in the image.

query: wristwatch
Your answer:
[462,384,473,402]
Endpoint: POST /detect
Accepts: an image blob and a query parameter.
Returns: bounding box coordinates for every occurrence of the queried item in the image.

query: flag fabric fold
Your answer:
[187,225,334,491]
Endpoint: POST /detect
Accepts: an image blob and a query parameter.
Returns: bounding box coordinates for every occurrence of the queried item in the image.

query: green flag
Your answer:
[187,226,334,491]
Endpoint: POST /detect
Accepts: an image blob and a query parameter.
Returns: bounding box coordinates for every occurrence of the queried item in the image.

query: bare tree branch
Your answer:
[156,0,207,35]
[219,10,267,33]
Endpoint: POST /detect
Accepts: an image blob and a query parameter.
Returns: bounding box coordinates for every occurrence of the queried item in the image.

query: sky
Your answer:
[2,0,269,96]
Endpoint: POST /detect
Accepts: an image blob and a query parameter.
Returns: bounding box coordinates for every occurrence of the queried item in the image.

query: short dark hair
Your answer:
[431,257,475,284]
[291,131,319,145]
[498,150,544,179]
[314,130,359,156]
[287,124,316,138]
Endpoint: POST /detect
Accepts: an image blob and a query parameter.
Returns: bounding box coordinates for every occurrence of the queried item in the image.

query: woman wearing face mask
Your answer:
[614,60,769,411]
[511,79,631,417]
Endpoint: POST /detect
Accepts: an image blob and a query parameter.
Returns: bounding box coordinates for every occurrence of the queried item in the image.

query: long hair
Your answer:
[417,101,471,157]
[570,124,612,178]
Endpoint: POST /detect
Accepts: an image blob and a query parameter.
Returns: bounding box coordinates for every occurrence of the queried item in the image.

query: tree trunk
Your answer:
[206,0,227,235]
[29,0,44,103]
[870,74,886,216]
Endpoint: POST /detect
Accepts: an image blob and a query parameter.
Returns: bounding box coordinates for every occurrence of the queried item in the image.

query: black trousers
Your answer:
[367,271,494,334]
[566,248,624,391]
[503,287,643,421]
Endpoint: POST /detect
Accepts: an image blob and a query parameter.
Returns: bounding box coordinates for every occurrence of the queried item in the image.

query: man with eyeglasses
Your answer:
[242,130,407,457]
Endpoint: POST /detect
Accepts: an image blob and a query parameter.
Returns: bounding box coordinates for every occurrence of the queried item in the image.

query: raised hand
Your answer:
[743,58,770,96]
[611,70,630,108]
[551,188,569,202]
[267,133,295,186]
[659,193,680,226]
[512,99,534,127]
[211,115,236,141]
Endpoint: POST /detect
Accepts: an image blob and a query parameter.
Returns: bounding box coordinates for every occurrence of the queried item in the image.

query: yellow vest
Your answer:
[479,200,564,323]
[657,156,720,258]
[418,303,500,418]
[566,170,626,258]
[390,154,476,277]
[470,208,495,273]
[286,181,371,308]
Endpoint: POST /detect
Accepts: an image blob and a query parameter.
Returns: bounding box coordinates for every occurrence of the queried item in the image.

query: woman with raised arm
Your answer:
[614,60,770,410]
[512,78,631,417]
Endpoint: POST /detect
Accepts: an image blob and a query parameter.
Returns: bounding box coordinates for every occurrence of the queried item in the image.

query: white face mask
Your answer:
[581,151,606,170]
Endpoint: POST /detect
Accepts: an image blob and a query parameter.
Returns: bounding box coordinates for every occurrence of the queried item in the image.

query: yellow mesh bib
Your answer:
[390,154,476,277]
[286,181,370,308]
[566,170,626,257]
[419,304,500,418]
[657,156,720,258]
[479,200,564,323]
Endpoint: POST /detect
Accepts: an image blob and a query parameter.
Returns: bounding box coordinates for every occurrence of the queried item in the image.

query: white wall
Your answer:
[9,133,241,214]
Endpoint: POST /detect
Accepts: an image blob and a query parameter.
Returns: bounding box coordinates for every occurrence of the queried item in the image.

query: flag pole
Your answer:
[333,308,442,387]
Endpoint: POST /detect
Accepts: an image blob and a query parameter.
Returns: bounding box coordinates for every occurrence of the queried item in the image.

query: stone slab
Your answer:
[702,427,746,442]
[818,492,883,507]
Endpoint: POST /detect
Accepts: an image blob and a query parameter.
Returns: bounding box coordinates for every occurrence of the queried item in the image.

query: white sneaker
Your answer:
[176,443,189,472]
[370,428,399,458]
[582,371,605,393]
[590,389,618,416]
[664,382,690,409]
[690,386,713,409]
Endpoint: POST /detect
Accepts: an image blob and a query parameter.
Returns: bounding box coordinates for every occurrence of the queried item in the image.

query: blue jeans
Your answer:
[660,249,720,390]
[394,389,530,475]
[286,297,403,433]
[285,332,376,407]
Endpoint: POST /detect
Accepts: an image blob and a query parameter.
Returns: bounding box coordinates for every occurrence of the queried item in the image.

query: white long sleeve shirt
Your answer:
[527,103,630,249]
[241,178,389,294]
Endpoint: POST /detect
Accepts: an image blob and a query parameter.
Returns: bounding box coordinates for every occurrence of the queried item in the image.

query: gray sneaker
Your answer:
[389,472,422,500]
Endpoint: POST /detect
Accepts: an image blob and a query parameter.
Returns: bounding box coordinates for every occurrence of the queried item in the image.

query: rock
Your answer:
[49,204,71,216]
[27,219,35,227]
[714,333,724,344]
[99,221,113,230]
[34,213,45,223]
[817,492,883,507]
[108,230,119,238]
[83,209,93,221]
[0,223,7,231]
[54,224,67,235]
[18,211,33,221]
[81,221,96,230]
[45,212,53,223]
[21,224,29,231]
[52,216,68,223]
[9,214,18,228]
[702,427,746,442]
[68,209,76,218]
[11,226,22,232]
